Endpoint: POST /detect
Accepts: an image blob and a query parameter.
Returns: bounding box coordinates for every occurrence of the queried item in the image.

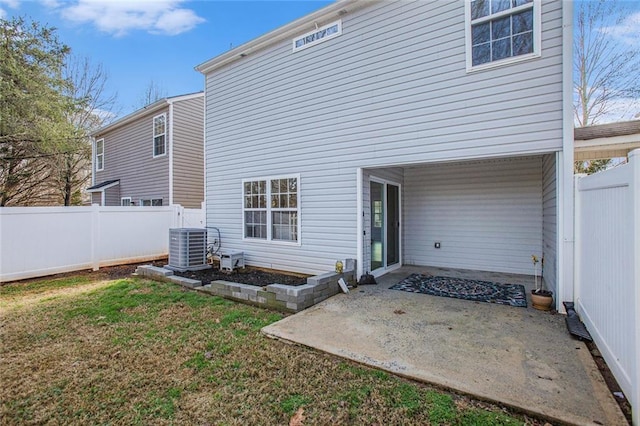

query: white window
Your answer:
[140,198,162,206]
[243,175,300,243]
[293,20,342,52]
[121,197,132,206]
[153,114,166,157]
[95,138,104,171]
[466,0,540,71]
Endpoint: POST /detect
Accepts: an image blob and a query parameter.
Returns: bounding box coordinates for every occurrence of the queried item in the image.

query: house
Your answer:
[88,92,204,208]
[575,119,640,161]
[196,0,575,309]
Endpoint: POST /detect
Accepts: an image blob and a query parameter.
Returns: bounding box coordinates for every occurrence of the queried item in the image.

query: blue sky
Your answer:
[2,0,639,121]
[2,0,332,116]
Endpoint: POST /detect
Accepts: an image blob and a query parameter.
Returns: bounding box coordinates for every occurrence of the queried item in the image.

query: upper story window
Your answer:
[95,138,104,171]
[243,175,300,243]
[293,20,342,52]
[153,114,166,157]
[466,0,540,71]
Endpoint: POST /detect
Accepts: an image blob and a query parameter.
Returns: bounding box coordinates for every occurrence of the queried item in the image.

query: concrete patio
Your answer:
[262,266,627,425]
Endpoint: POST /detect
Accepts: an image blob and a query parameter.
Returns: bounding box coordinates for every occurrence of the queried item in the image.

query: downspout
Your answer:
[168,102,174,206]
[558,0,574,314]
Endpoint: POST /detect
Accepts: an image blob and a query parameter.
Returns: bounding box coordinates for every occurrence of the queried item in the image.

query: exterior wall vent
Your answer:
[166,228,209,272]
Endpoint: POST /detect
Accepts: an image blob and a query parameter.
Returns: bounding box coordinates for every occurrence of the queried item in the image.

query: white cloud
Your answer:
[600,11,640,46]
[0,0,20,9]
[0,0,20,19]
[52,0,205,37]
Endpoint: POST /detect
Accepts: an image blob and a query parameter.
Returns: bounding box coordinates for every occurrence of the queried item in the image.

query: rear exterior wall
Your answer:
[203,0,564,274]
[172,97,205,208]
[94,107,170,206]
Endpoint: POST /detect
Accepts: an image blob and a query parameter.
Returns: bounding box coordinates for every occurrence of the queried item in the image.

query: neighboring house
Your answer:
[196,0,575,308]
[87,92,204,208]
[575,119,640,161]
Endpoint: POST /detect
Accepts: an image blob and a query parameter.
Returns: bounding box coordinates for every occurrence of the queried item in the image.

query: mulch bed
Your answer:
[2,259,310,289]
[172,261,310,287]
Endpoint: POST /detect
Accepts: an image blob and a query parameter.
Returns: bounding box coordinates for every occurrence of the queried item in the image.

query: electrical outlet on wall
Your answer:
[434,242,441,249]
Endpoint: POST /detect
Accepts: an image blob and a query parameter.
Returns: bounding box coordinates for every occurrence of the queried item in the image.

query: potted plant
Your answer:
[530,255,553,310]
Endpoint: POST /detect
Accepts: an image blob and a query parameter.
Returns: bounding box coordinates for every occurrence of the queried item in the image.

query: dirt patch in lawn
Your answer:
[173,262,310,287]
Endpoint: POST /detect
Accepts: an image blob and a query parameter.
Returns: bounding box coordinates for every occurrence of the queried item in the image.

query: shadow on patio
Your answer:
[262,266,626,426]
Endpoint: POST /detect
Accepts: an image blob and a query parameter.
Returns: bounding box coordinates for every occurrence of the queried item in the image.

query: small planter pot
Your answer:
[531,290,553,311]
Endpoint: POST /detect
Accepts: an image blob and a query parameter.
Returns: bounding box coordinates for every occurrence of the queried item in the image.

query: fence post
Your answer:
[91,204,100,271]
[573,175,583,307]
[629,149,640,426]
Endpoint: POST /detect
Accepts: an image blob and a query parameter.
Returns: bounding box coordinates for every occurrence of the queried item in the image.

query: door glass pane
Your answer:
[370,181,384,271]
[387,184,400,266]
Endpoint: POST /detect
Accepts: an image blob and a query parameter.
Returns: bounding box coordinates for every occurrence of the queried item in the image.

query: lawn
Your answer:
[0,274,539,425]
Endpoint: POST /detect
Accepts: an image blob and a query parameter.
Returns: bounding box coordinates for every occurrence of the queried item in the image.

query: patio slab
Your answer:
[262,266,627,426]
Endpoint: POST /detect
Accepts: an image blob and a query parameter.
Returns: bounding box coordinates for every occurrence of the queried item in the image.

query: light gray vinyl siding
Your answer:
[542,153,557,294]
[94,107,170,206]
[91,192,101,205]
[172,97,204,208]
[403,157,543,275]
[203,1,563,274]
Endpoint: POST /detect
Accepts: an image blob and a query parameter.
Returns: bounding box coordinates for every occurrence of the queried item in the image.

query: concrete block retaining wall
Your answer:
[135,261,357,313]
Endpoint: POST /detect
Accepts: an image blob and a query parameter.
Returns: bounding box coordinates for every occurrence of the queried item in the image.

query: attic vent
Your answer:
[166,228,209,272]
[293,20,342,52]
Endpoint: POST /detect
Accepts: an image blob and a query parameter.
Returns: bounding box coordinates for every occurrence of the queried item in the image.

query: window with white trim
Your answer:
[293,20,342,52]
[467,0,538,69]
[153,114,166,157]
[141,198,162,206]
[243,176,299,243]
[95,138,104,171]
[121,197,132,206]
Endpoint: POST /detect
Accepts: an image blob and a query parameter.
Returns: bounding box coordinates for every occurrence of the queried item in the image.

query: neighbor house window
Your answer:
[292,20,342,52]
[467,0,540,70]
[141,198,162,206]
[95,138,104,171]
[153,114,166,157]
[121,197,132,206]
[243,176,299,243]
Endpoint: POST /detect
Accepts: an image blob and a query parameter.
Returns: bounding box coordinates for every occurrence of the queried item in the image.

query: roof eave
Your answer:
[90,92,204,137]
[195,0,373,75]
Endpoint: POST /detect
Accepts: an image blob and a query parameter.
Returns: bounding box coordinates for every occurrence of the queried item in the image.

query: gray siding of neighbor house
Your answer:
[542,153,557,294]
[404,157,543,275]
[203,1,564,274]
[94,106,170,206]
[172,96,204,209]
[91,192,101,205]
[105,185,121,207]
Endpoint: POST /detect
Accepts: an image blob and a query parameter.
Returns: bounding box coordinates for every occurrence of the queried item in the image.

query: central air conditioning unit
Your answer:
[166,228,210,272]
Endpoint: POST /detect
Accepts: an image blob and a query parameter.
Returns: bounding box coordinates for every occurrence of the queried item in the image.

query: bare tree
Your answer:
[135,80,167,109]
[574,0,639,127]
[47,55,118,206]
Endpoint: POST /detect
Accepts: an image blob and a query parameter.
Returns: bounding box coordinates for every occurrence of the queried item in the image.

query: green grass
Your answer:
[0,275,534,425]
[0,276,92,298]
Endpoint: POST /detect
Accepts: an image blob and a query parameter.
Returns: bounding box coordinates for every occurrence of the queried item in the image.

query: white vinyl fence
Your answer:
[575,149,640,425]
[0,204,204,283]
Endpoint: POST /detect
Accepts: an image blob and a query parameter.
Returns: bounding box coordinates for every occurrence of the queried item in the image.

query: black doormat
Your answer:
[390,274,527,307]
